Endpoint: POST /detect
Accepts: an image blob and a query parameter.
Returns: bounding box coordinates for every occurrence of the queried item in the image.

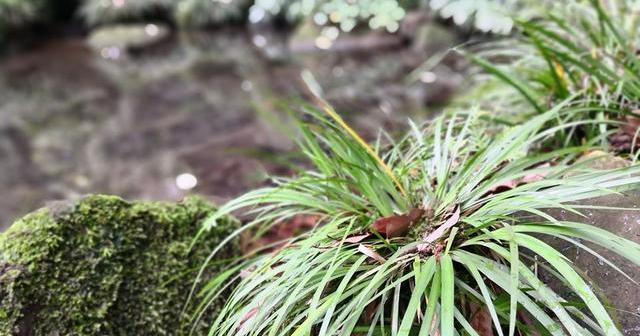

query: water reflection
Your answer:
[0,25,462,228]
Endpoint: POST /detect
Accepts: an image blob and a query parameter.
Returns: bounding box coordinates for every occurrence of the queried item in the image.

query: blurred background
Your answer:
[0,0,506,229]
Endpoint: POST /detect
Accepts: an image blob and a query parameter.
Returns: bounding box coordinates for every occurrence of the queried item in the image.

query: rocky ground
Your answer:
[540,191,640,333]
[0,18,463,230]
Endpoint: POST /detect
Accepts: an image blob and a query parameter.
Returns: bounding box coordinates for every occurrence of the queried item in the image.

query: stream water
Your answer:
[0,23,464,229]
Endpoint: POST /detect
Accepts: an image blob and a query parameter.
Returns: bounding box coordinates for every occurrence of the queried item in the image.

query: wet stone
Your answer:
[87,23,171,54]
[542,192,640,333]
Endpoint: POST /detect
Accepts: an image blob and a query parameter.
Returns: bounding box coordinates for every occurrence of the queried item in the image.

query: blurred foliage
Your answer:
[0,0,553,35]
[80,0,251,27]
[428,0,515,34]
[175,0,252,28]
[0,0,43,32]
[81,0,415,32]
[462,0,640,147]
[79,0,174,26]
[250,0,416,32]
[428,0,553,34]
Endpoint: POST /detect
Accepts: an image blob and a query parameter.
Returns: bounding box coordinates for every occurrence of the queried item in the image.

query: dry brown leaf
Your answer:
[424,206,460,244]
[485,163,551,196]
[469,303,494,336]
[371,208,424,238]
[610,114,640,151]
[238,306,260,332]
[344,234,371,243]
[330,233,371,247]
[520,162,551,184]
[358,244,386,264]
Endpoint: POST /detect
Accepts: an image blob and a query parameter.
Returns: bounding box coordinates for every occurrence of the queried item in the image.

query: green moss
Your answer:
[0,195,239,335]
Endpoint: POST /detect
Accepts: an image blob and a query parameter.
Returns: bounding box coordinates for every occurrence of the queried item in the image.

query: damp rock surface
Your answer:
[543,192,640,334]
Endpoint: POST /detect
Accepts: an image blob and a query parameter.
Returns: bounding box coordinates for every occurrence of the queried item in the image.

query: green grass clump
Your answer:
[0,195,240,335]
[466,0,640,146]
[196,102,640,335]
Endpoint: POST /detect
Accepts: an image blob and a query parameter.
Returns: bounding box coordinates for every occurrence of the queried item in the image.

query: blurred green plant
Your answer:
[466,0,640,147]
[79,0,250,27]
[3,0,552,35]
[0,0,38,25]
[194,101,640,335]
[80,0,173,26]
[0,0,44,32]
[428,0,515,34]
[176,0,251,28]
[250,0,412,33]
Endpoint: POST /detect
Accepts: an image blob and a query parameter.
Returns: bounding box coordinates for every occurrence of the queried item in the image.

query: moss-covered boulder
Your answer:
[0,195,239,335]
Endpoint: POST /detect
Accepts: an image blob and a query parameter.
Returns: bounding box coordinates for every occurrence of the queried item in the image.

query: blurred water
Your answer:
[0,25,463,229]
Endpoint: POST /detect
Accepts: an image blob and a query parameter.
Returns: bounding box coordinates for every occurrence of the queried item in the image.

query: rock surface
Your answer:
[543,192,640,334]
[0,195,239,335]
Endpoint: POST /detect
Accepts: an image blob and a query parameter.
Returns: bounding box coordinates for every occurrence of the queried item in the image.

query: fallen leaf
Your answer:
[519,162,551,184]
[240,269,253,278]
[238,306,260,332]
[344,234,371,243]
[417,243,431,254]
[364,301,380,322]
[577,150,629,170]
[485,163,551,196]
[610,114,640,151]
[330,234,371,247]
[469,303,494,336]
[371,208,424,238]
[518,310,542,336]
[242,214,320,254]
[358,244,386,264]
[433,244,444,262]
[424,206,460,244]
[621,114,640,137]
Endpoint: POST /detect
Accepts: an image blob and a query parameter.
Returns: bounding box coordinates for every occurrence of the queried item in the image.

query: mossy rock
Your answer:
[0,195,240,335]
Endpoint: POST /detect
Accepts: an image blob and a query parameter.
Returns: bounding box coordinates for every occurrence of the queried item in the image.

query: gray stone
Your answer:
[544,193,640,334]
[538,153,640,333]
